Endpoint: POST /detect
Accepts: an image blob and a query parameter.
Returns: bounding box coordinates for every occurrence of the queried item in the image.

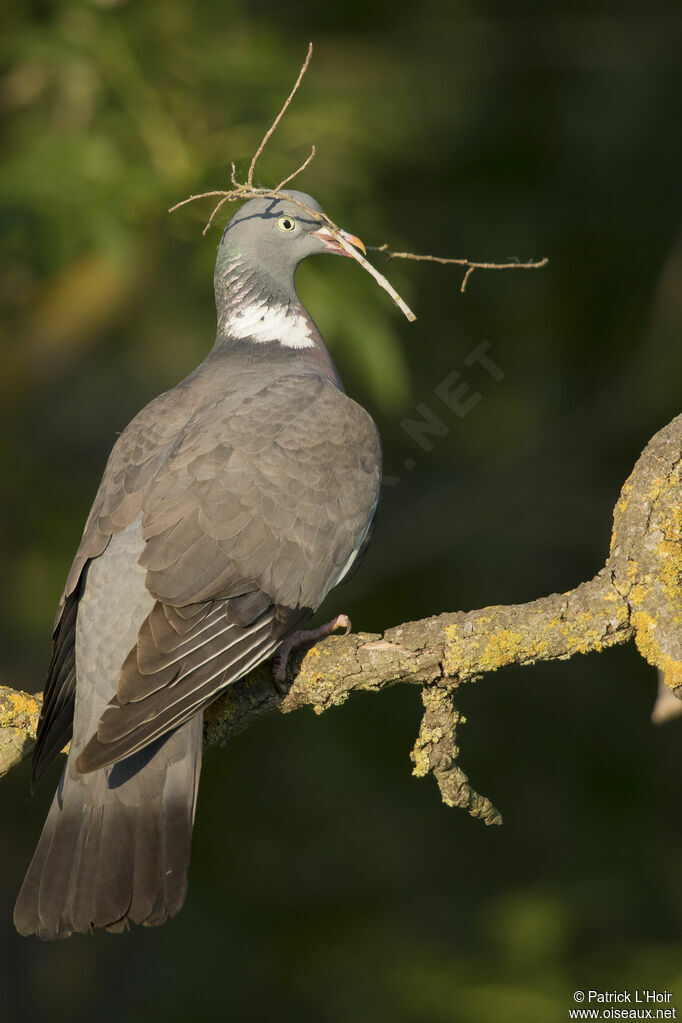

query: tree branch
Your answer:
[3,415,681,825]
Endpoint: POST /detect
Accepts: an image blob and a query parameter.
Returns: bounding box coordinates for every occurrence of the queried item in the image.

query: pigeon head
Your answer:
[214,191,365,350]
[219,190,365,275]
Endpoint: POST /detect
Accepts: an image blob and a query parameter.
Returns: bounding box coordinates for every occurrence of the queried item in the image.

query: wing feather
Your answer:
[76,607,298,771]
[31,586,81,784]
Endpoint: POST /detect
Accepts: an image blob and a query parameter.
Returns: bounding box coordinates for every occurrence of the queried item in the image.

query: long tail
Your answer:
[14,714,203,940]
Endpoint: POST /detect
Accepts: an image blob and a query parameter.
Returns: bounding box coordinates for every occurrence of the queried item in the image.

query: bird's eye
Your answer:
[277,216,296,233]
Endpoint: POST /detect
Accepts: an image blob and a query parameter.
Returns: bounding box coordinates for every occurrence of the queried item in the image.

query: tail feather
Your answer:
[14,715,202,940]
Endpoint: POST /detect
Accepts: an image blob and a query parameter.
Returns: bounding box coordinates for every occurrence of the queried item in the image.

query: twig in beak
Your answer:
[335,235,417,322]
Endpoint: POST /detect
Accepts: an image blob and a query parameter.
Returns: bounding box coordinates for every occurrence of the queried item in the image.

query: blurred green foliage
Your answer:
[1,1,681,1021]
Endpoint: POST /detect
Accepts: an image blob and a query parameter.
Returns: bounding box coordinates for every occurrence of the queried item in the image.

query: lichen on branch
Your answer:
[0,686,42,779]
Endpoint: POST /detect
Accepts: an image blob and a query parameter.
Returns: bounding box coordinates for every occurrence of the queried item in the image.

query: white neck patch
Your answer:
[224,298,315,349]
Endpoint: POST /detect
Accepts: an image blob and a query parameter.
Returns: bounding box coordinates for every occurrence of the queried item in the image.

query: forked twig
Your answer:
[247,42,313,188]
[275,145,316,191]
[369,245,549,294]
[169,42,547,320]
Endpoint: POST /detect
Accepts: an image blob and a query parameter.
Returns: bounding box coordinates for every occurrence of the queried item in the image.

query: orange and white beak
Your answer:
[311,225,366,257]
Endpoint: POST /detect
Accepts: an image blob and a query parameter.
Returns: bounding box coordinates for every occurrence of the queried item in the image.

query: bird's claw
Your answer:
[272,614,352,692]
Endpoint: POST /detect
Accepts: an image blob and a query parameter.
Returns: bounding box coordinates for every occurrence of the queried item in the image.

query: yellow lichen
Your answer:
[0,687,41,734]
[655,536,682,624]
[658,656,682,691]
[632,609,661,669]
[411,746,431,777]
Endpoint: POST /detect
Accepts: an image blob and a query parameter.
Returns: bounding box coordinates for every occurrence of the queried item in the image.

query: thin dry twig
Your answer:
[275,144,316,191]
[368,245,549,293]
[335,234,416,321]
[247,41,314,187]
[169,42,547,320]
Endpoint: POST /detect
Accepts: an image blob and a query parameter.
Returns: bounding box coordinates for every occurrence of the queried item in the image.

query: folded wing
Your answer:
[70,374,381,772]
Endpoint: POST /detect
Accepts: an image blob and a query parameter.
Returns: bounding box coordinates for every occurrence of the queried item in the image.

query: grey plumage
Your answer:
[15,522,203,937]
[15,191,382,939]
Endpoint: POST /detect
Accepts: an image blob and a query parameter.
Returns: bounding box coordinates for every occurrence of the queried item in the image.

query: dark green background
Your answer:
[1,2,680,1021]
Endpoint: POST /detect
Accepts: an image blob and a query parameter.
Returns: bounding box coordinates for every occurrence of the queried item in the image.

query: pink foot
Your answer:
[272,614,352,689]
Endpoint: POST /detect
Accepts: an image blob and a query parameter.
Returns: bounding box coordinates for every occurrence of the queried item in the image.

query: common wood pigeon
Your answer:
[14,191,382,939]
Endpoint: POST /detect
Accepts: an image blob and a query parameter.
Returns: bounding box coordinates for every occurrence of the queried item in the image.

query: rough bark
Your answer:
[2,414,681,823]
